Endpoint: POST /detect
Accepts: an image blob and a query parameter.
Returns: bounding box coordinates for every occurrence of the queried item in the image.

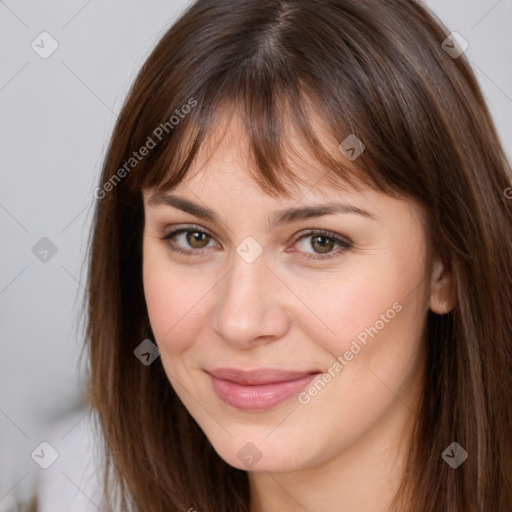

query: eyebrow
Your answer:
[147,193,378,229]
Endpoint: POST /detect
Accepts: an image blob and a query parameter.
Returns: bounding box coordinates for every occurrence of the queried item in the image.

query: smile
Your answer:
[207,367,321,410]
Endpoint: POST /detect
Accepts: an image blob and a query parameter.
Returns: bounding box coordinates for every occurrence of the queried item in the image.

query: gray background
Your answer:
[1,0,511,509]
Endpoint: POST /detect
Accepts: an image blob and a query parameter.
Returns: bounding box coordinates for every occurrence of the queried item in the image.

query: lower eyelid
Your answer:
[162,228,351,258]
[292,235,351,259]
[167,230,218,251]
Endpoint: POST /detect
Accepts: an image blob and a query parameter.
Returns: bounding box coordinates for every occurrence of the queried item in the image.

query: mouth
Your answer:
[206,367,321,411]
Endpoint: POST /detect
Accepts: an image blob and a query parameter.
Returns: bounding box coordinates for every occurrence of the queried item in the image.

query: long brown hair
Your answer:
[84,0,512,510]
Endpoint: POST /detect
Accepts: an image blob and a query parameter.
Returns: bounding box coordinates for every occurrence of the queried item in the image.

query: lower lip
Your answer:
[209,373,319,411]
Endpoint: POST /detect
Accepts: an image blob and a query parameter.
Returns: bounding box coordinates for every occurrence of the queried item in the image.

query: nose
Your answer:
[212,254,291,349]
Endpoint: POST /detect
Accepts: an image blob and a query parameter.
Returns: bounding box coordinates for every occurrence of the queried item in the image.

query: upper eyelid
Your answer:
[163,224,351,247]
[163,224,219,242]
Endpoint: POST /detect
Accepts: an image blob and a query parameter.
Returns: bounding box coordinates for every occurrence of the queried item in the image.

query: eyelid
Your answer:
[160,224,352,260]
[161,223,220,244]
[292,228,352,247]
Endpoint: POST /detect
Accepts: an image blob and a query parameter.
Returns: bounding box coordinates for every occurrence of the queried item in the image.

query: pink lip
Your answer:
[207,368,321,410]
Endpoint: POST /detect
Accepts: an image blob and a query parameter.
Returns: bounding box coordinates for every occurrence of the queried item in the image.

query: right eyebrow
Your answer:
[147,194,218,222]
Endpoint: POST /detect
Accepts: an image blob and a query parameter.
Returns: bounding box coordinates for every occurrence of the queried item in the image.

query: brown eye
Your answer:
[161,226,351,261]
[293,230,352,260]
[310,235,335,254]
[161,226,218,257]
[186,231,211,249]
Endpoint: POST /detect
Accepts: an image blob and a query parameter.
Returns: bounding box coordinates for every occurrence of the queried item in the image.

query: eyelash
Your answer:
[159,224,352,261]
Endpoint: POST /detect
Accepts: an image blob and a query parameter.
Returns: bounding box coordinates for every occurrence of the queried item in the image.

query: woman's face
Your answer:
[142,113,436,474]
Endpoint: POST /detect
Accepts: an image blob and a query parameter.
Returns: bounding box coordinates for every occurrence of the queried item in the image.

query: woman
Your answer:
[85,0,512,510]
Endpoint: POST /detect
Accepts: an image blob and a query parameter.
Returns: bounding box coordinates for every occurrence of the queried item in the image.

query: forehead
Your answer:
[151,106,367,202]
[142,107,429,244]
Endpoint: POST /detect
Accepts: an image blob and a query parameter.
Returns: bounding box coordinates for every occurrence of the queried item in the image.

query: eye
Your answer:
[291,230,352,260]
[160,225,352,261]
[160,225,219,257]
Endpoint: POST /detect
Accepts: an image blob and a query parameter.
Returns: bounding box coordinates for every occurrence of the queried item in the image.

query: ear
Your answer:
[428,257,456,314]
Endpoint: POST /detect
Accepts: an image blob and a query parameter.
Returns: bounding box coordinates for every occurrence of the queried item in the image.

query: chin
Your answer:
[207,433,315,473]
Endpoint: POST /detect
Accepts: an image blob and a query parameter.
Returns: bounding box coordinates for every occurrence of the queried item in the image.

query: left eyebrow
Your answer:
[267,202,378,229]
[146,193,378,230]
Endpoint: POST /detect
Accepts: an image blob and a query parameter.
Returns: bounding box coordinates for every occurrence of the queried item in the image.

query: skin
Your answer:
[142,111,455,512]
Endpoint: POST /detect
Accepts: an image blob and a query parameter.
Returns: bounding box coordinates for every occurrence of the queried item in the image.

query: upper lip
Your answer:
[207,367,320,385]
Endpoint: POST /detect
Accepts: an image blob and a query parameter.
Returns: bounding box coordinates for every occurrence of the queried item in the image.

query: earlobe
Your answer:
[428,259,456,314]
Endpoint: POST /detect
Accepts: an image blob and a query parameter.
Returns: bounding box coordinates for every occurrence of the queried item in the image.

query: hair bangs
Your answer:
[124,75,383,205]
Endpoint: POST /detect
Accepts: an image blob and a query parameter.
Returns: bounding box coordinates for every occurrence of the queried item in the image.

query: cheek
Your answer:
[299,270,397,354]
[317,291,378,358]
[142,244,207,353]
[307,252,426,369]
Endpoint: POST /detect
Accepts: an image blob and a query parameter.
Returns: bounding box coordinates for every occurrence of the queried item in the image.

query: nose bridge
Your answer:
[213,251,289,347]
